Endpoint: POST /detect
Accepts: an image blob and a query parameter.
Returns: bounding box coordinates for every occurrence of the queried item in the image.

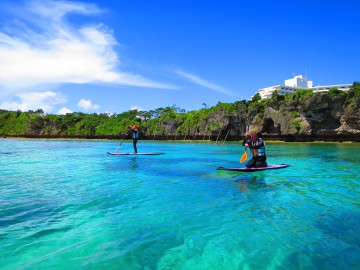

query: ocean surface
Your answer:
[0,139,359,270]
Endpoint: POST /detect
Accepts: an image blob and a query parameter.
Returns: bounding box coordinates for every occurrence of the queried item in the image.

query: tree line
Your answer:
[1,82,359,139]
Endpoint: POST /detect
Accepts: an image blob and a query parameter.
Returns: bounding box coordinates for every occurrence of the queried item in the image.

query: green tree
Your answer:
[251,93,261,102]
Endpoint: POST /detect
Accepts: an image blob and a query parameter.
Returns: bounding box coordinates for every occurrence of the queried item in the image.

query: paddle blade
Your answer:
[240,150,248,163]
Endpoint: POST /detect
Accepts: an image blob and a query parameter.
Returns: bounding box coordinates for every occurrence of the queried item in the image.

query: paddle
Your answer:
[115,135,127,152]
[240,129,250,163]
[240,147,248,163]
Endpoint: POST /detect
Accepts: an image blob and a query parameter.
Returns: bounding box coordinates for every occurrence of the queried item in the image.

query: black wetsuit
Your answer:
[132,129,139,153]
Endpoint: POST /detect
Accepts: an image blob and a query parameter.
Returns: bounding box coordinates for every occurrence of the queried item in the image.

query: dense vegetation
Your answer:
[1,82,359,140]
[0,103,242,138]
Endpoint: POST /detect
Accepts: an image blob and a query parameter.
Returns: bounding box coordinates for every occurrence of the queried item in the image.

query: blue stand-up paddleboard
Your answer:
[107,152,164,156]
[217,164,289,172]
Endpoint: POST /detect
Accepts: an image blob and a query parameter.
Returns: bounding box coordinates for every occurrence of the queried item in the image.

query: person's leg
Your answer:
[246,158,255,168]
[133,138,138,153]
[255,157,267,167]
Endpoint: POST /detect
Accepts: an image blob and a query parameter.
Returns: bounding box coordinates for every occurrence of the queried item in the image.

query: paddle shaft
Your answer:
[115,135,127,151]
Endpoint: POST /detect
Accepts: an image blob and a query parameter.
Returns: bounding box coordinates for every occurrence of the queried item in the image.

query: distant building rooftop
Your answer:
[256,75,352,100]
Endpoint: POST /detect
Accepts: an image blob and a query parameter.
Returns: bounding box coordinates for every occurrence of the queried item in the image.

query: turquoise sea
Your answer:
[0,139,359,270]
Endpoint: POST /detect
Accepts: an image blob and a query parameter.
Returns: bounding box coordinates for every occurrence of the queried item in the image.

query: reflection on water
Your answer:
[232,174,269,192]
[129,157,139,170]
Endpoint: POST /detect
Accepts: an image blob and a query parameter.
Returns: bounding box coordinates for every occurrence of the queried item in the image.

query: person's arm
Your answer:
[242,132,250,146]
[242,137,247,146]
[127,127,132,137]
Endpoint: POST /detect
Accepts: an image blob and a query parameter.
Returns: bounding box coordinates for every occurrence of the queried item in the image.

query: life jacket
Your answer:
[132,129,138,139]
[250,138,266,157]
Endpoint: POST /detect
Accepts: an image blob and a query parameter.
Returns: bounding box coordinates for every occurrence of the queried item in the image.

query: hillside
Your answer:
[1,82,359,142]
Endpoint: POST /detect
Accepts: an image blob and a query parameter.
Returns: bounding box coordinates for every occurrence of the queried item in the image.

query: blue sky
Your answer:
[0,0,359,115]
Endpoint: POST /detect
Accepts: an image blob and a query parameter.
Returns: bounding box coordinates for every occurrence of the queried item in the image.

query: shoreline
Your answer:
[1,135,359,143]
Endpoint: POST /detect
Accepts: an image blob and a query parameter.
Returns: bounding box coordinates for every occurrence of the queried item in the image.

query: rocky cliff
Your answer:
[2,87,359,142]
[144,90,360,142]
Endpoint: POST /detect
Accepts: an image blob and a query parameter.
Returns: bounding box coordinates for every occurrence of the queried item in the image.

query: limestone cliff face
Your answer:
[4,91,358,141]
[246,92,359,140]
[148,91,360,141]
[340,91,360,134]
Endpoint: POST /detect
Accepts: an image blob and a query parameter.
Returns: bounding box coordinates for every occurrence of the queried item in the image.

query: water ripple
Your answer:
[0,140,359,269]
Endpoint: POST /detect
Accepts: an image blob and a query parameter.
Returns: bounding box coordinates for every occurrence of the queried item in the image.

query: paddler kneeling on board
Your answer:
[244,132,267,168]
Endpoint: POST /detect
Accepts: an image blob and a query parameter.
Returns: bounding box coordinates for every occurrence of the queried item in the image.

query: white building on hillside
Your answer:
[284,75,313,88]
[257,75,352,100]
[312,84,352,93]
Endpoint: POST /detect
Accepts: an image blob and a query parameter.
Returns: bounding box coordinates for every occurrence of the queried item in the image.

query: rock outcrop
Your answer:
[2,88,359,142]
[143,91,360,142]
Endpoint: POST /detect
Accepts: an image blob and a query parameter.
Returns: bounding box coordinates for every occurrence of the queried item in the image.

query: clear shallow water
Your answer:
[0,139,359,270]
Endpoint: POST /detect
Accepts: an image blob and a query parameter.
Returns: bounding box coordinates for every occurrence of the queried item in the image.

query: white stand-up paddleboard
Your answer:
[107,152,164,156]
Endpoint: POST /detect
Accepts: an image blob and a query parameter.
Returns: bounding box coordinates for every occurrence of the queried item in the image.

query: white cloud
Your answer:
[0,91,67,112]
[58,107,73,115]
[0,0,176,95]
[130,105,145,111]
[174,69,233,96]
[78,99,99,111]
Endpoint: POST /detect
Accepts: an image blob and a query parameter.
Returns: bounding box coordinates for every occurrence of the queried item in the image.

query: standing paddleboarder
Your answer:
[130,124,139,154]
